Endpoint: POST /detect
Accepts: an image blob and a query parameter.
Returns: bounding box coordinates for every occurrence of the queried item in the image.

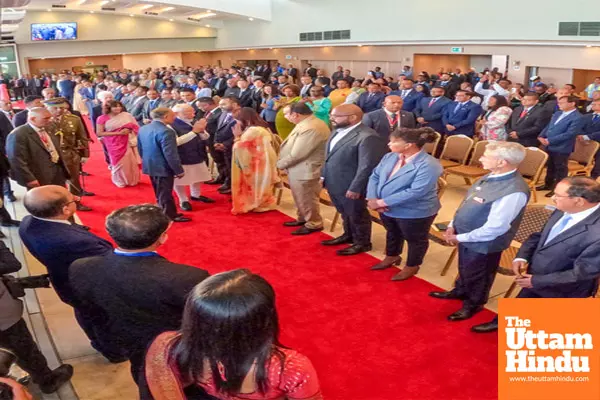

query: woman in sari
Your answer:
[96,100,140,188]
[144,269,323,400]
[230,108,279,215]
[273,84,301,140]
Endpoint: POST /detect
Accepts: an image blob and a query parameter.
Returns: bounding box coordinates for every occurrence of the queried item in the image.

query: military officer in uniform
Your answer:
[44,97,93,211]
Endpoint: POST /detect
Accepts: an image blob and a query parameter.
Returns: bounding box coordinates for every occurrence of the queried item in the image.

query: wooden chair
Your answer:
[517,147,549,204]
[275,175,289,205]
[497,204,554,298]
[438,135,474,169]
[444,140,489,185]
[422,131,442,157]
[568,139,600,177]
[319,189,340,232]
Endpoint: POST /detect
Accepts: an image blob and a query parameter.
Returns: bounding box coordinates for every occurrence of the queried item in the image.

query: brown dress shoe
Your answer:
[391,266,420,281]
[370,256,402,270]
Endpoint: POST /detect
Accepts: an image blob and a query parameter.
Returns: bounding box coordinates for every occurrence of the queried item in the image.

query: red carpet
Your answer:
[78,134,498,400]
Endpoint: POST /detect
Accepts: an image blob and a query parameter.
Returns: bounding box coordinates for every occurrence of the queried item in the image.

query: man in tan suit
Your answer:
[278,102,330,235]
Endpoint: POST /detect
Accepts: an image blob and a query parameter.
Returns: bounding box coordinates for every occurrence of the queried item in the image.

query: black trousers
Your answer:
[0,178,13,222]
[453,245,502,309]
[489,288,539,324]
[544,152,570,189]
[329,193,372,246]
[150,175,178,219]
[380,214,436,266]
[592,149,600,179]
[0,319,53,383]
[210,145,227,182]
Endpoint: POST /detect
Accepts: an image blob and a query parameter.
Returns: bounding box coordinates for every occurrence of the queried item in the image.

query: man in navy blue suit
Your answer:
[356,83,386,114]
[415,86,451,134]
[390,79,423,113]
[18,185,122,361]
[537,95,584,196]
[78,79,95,118]
[56,74,75,104]
[213,96,241,194]
[442,90,482,137]
[138,108,189,222]
[577,98,600,179]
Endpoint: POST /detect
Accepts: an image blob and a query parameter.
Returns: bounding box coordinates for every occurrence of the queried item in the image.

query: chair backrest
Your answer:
[569,139,600,166]
[467,140,489,167]
[436,177,448,199]
[439,135,474,164]
[513,204,554,243]
[423,131,442,156]
[518,147,549,182]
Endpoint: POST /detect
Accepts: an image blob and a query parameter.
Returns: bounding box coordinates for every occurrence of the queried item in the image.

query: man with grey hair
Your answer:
[137,107,190,222]
[430,142,530,321]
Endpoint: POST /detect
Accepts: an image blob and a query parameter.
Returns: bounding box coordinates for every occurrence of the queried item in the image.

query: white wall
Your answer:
[15,11,216,44]
[537,67,573,87]
[469,55,492,72]
[216,0,600,49]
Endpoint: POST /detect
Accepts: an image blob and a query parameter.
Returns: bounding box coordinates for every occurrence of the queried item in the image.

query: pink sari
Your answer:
[97,112,140,188]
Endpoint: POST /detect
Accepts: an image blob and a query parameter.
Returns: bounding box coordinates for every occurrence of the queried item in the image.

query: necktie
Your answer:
[519,109,528,119]
[545,215,573,245]
[428,98,437,107]
[37,128,59,164]
[401,90,407,99]
[454,103,462,113]
[593,114,599,122]
[368,93,374,99]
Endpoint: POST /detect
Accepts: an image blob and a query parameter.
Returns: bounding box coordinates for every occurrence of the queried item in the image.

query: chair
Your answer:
[319,189,340,232]
[567,139,600,177]
[275,174,289,205]
[497,204,554,298]
[444,140,489,185]
[517,147,549,204]
[422,131,442,157]
[438,135,474,169]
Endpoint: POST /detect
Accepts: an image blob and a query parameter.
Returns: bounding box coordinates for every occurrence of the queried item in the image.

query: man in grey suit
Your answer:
[142,89,161,125]
[6,107,69,190]
[158,88,177,109]
[362,95,416,141]
[128,86,149,125]
[321,104,388,255]
[472,176,600,333]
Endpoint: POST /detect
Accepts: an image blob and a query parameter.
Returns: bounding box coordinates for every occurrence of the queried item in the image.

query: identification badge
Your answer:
[473,197,485,203]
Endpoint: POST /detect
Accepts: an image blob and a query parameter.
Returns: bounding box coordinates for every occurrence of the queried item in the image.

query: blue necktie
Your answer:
[454,103,462,113]
[544,215,572,245]
[593,114,599,123]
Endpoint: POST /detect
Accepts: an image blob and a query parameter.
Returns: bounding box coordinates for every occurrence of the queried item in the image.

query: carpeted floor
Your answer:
[77,135,498,400]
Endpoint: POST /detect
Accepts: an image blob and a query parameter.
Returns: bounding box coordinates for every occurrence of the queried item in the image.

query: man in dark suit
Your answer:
[69,204,209,382]
[316,69,331,87]
[287,63,299,84]
[12,95,44,128]
[321,104,387,256]
[442,90,482,137]
[414,86,452,134]
[473,176,600,333]
[537,95,583,196]
[7,107,70,190]
[506,92,551,148]
[79,79,96,118]
[299,75,314,98]
[577,98,600,179]
[213,96,241,194]
[237,79,254,108]
[390,79,424,113]
[18,185,122,360]
[436,73,459,99]
[212,73,228,97]
[223,78,240,98]
[362,95,416,140]
[138,108,189,222]
[251,78,265,112]
[56,74,75,104]
[331,66,344,87]
[305,63,317,80]
[141,89,161,125]
[196,97,224,185]
[356,83,386,114]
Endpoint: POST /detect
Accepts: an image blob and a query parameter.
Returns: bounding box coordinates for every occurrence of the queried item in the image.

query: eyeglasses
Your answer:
[64,196,81,206]
[552,193,573,199]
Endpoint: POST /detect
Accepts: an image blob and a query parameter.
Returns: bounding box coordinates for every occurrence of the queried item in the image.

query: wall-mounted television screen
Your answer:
[31,23,77,41]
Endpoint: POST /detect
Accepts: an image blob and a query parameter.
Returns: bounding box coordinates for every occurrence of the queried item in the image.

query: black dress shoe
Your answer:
[76,203,93,212]
[429,290,463,300]
[205,179,224,185]
[191,195,216,203]
[38,364,74,394]
[336,244,372,256]
[544,191,555,198]
[173,216,192,222]
[5,193,16,202]
[447,307,483,321]
[180,201,192,211]
[535,184,553,191]
[471,320,499,333]
[80,190,96,196]
[371,256,402,270]
[217,184,230,192]
[80,171,91,177]
[321,235,353,246]
[291,226,323,235]
[283,220,306,227]
[1,219,20,227]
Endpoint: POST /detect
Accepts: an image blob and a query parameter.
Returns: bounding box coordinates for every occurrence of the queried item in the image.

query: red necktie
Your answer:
[519,109,527,119]
[429,98,436,107]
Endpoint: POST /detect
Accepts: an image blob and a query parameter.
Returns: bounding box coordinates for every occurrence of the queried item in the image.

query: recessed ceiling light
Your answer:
[129,14,134,17]
[100,0,109,5]
[169,18,174,21]
[357,44,362,47]
[162,7,174,12]
[248,17,254,21]
[586,45,593,48]
[205,24,211,27]
[206,9,212,12]
[46,9,51,12]
[77,0,87,4]
[140,4,153,10]
[90,11,94,13]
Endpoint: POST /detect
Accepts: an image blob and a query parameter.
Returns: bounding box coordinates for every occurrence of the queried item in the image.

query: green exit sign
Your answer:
[450,47,464,53]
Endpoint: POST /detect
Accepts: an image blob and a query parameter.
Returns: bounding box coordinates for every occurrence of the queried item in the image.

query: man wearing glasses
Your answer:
[472,176,600,333]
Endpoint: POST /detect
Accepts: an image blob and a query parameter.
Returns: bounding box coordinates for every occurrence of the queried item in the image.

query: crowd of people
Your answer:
[0,61,598,398]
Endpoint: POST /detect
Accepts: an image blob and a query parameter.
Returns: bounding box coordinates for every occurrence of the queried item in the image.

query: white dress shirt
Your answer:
[474,82,510,110]
[196,88,212,98]
[554,109,577,125]
[450,170,529,243]
[329,123,361,151]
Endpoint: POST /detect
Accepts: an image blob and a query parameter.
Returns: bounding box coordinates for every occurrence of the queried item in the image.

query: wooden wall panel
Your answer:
[28,55,123,74]
[573,69,600,98]
[413,54,470,76]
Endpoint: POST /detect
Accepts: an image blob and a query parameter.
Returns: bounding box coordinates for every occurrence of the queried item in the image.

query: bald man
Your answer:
[362,95,416,140]
[6,107,70,190]
[18,185,122,361]
[321,104,387,255]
